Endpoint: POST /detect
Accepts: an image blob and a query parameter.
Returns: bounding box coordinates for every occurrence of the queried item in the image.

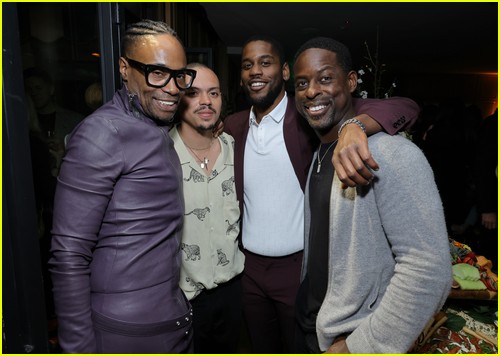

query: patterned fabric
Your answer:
[170,127,244,300]
[449,238,498,292]
[447,307,498,346]
[412,326,497,354]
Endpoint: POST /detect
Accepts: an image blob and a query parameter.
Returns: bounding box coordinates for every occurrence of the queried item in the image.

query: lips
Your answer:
[248,81,266,91]
[155,98,178,112]
[155,99,178,109]
[304,102,330,116]
[197,110,217,119]
[156,99,177,106]
[307,104,327,112]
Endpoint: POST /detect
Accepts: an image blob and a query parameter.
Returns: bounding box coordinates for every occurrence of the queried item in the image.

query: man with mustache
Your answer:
[169,63,245,353]
[49,20,194,353]
[224,35,420,353]
[293,36,451,353]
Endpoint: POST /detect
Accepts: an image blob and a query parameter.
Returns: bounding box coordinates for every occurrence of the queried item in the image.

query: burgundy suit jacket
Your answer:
[224,96,317,214]
[224,94,418,217]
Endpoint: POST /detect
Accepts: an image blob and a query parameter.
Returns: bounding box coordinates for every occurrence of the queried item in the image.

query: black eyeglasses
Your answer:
[124,57,197,90]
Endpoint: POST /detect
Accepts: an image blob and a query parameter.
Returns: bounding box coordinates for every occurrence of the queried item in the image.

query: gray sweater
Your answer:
[303,133,452,353]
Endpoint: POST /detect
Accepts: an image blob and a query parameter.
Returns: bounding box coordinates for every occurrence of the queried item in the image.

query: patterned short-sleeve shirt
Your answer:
[170,126,244,300]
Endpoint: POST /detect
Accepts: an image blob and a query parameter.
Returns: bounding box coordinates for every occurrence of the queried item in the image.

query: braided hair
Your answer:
[121,19,180,57]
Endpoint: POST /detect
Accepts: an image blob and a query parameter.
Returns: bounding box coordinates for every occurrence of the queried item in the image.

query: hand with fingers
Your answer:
[333,121,379,189]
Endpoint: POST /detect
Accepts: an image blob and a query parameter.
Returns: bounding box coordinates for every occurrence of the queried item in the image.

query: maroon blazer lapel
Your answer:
[224,110,250,213]
[283,96,318,192]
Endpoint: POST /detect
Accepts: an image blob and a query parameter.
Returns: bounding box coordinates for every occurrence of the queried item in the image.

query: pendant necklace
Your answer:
[185,140,214,170]
[317,139,338,173]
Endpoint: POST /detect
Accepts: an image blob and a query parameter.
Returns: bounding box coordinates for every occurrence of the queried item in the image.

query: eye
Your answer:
[209,90,220,98]
[320,76,332,84]
[241,62,252,70]
[185,89,198,97]
[294,80,308,90]
[261,61,271,67]
[151,70,167,79]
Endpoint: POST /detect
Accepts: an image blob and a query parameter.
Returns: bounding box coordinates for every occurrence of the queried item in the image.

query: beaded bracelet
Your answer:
[338,118,366,136]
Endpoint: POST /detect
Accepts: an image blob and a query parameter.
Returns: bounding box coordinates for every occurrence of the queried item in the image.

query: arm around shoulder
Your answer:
[352,96,420,135]
[333,97,420,188]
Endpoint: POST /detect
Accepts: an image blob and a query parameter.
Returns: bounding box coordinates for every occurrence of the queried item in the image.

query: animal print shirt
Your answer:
[170,127,245,300]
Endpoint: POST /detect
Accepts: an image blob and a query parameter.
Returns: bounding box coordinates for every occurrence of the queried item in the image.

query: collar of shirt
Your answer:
[249,95,288,127]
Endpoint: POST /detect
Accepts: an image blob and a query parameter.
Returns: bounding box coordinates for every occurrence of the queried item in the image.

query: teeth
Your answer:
[308,105,326,112]
[251,82,265,88]
[158,100,175,106]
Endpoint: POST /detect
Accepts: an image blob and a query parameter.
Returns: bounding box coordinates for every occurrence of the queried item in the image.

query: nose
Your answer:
[160,77,180,95]
[305,81,321,99]
[249,64,263,76]
[199,91,212,106]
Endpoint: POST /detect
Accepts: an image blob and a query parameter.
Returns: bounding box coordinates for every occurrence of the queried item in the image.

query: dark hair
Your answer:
[294,37,352,73]
[186,62,210,71]
[23,67,53,85]
[121,19,180,57]
[242,35,287,66]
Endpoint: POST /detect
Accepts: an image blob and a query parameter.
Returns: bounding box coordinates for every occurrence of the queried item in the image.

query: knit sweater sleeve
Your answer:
[346,134,452,353]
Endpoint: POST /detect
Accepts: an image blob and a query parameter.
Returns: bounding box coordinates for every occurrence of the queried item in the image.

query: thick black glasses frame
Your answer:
[125,57,197,90]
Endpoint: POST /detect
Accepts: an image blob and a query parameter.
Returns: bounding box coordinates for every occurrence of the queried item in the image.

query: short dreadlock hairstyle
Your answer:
[121,19,181,57]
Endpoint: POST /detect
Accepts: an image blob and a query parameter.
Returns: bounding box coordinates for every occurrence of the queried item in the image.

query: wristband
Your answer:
[338,118,366,136]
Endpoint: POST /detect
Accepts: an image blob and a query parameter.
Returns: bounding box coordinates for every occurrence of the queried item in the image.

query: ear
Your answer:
[347,70,357,94]
[282,62,290,81]
[119,57,129,81]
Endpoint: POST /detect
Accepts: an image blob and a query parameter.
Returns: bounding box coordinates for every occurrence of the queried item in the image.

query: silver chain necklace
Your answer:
[186,146,210,170]
[181,137,214,170]
[317,140,338,173]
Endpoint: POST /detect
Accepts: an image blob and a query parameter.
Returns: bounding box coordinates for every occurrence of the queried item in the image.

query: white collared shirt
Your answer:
[242,95,305,256]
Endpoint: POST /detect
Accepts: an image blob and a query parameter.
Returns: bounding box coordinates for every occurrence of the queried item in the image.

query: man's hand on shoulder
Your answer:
[333,116,379,189]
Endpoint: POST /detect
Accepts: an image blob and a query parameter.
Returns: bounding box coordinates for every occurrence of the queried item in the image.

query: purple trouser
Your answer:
[92,309,194,353]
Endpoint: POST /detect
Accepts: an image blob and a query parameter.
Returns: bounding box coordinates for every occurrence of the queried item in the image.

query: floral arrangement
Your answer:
[356,29,415,141]
[356,28,397,99]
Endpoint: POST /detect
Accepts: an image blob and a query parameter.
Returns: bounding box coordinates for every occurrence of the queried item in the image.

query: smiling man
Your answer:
[169,63,244,353]
[49,20,195,353]
[293,36,451,354]
[224,35,421,353]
